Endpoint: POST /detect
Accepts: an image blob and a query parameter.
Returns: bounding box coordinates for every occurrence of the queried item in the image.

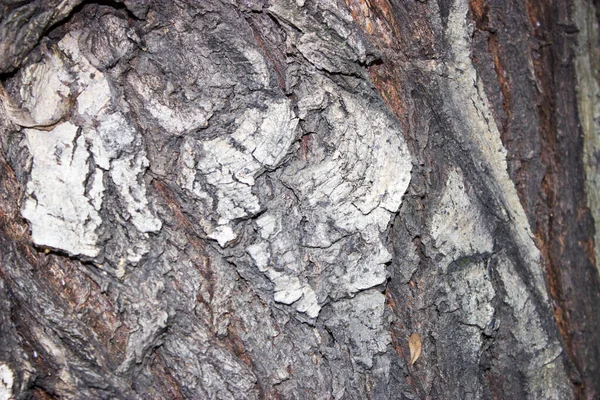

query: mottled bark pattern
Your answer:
[0,0,597,399]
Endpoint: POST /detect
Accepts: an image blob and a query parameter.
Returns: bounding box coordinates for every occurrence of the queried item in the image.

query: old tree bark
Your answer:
[0,0,599,398]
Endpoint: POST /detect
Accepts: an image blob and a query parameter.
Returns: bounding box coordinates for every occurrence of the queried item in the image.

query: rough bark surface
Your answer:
[0,0,597,399]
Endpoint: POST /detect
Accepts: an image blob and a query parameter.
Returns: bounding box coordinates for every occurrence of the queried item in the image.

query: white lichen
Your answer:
[20,30,161,260]
[242,80,412,318]
[182,99,298,246]
[23,122,102,257]
[0,363,14,400]
[325,290,391,369]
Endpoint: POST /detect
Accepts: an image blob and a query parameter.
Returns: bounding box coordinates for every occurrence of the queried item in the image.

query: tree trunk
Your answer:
[0,0,598,399]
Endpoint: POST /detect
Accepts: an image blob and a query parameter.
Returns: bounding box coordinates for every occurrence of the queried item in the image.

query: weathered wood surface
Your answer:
[0,0,598,399]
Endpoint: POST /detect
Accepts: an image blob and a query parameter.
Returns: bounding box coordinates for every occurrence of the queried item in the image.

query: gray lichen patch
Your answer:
[495,255,558,361]
[240,79,412,319]
[179,99,298,246]
[0,361,15,400]
[162,15,412,320]
[443,0,547,300]
[22,122,103,257]
[268,0,376,75]
[390,1,572,396]
[435,258,495,329]
[323,290,391,369]
[143,4,415,381]
[495,254,571,396]
[431,168,493,262]
[18,46,72,126]
[19,30,161,261]
[126,71,213,136]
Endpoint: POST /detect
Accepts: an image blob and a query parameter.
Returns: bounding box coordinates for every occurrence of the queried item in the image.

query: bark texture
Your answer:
[0,0,598,399]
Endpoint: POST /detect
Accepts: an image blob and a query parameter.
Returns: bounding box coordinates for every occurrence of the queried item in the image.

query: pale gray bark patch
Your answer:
[23,122,103,257]
[14,30,161,261]
[0,362,14,400]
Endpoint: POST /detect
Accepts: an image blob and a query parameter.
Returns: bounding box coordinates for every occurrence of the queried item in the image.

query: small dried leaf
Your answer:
[408,332,422,365]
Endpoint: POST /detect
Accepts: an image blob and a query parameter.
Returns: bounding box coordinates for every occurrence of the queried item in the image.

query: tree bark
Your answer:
[0,0,598,399]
